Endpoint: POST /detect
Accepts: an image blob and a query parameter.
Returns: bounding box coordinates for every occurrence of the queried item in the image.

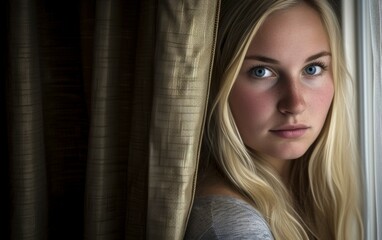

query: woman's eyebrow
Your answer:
[244,51,331,64]
[244,55,279,64]
[305,51,331,62]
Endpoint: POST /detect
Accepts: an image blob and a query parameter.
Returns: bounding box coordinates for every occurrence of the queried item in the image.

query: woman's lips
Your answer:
[269,124,310,138]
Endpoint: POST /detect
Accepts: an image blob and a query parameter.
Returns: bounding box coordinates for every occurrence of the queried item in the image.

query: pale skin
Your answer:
[198,3,334,197]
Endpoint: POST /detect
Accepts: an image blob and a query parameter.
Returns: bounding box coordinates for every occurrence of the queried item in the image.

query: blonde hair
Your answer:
[204,0,363,239]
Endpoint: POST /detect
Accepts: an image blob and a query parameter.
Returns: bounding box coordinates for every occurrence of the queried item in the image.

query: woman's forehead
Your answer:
[246,3,330,63]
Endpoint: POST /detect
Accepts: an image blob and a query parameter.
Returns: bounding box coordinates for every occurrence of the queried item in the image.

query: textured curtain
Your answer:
[368,1,382,238]
[358,0,382,239]
[5,0,219,239]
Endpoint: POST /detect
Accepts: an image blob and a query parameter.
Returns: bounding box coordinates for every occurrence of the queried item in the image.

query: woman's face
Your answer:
[229,3,334,166]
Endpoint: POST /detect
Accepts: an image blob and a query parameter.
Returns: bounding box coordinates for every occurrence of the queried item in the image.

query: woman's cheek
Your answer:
[230,82,274,132]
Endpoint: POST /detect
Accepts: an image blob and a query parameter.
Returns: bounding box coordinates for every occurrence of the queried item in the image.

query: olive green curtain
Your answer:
[5,0,219,239]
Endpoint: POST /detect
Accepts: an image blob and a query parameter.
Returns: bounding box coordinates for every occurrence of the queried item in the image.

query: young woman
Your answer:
[185,0,363,239]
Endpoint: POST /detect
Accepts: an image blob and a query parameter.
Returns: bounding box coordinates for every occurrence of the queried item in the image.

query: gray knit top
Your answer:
[184,195,274,240]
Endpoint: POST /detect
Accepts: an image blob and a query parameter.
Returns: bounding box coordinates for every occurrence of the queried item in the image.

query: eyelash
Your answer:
[248,61,328,78]
[248,65,275,78]
[305,61,328,73]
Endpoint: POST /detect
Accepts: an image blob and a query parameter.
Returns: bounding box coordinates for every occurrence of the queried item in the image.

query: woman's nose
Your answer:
[277,79,306,115]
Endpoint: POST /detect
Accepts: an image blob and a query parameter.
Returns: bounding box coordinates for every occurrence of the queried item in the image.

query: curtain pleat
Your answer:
[8,0,47,239]
[125,0,155,238]
[147,0,219,239]
[357,0,382,238]
[38,1,88,238]
[369,0,382,238]
[84,0,137,239]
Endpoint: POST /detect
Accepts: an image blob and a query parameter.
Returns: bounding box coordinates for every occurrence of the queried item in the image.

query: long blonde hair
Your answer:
[204,0,363,239]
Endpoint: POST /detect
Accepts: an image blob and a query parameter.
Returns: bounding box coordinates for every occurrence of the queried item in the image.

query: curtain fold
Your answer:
[357,0,382,239]
[6,0,219,239]
[147,1,219,239]
[84,0,127,239]
[368,0,382,238]
[126,0,155,238]
[8,0,48,238]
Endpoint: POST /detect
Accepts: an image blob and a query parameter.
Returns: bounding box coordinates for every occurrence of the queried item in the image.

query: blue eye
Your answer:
[249,67,273,78]
[304,65,324,75]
